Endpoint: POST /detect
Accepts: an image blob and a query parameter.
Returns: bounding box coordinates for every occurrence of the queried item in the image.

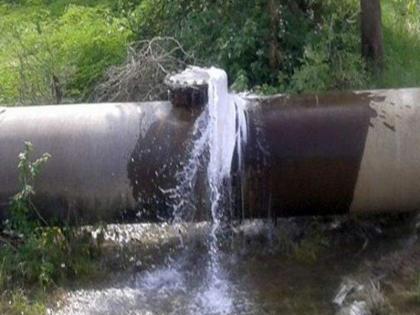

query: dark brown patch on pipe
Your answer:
[127,106,207,221]
[168,86,208,110]
[243,92,381,217]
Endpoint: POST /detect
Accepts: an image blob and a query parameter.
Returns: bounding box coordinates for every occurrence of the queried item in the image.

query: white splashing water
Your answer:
[174,67,248,313]
[160,66,248,313]
[164,66,248,225]
[207,68,237,186]
[160,109,210,222]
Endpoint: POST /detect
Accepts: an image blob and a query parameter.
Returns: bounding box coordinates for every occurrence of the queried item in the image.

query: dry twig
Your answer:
[91,37,194,102]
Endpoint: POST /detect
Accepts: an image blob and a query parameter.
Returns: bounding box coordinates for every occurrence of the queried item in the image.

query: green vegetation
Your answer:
[405,272,420,304]
[378,0,420,88]
[1,0,420,106]
[0,1,132,105]
[130,0,367,93]
[0,291,47,315]
[0,142,103,312]
[292,229,330,264]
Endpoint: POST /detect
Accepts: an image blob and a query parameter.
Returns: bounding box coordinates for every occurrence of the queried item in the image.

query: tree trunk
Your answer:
[360,0,384,73]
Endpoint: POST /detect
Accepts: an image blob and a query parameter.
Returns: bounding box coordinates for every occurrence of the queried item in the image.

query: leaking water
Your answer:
[157,67,249,313]
[166,67,248,314]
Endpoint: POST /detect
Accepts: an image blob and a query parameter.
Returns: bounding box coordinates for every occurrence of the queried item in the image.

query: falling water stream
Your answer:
[165,67,248,314]
[196,67,246,314]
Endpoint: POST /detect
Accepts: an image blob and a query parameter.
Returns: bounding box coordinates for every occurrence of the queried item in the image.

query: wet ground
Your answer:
[52,217,419,315]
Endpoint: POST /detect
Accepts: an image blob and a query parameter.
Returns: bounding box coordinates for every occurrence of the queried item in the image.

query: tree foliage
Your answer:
[128,0,366,93]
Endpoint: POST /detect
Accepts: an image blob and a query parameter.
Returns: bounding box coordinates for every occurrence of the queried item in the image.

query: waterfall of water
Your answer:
[163,66,249,313]
[163,66,248,225]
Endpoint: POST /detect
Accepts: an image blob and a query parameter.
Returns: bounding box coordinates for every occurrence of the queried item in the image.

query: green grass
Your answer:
[372,0,420,89]
[0,290,47,315]
[0,1,132,105]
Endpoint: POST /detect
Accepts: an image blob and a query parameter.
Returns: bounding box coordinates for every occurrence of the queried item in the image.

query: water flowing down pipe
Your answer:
[1,68,420,224]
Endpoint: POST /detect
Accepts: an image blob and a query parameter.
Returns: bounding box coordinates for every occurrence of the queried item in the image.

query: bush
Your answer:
[289,1,367,93]
[376,0,420,88]
[2,0,419,104]
[92,37,192,102]
[130,0,366,94]
[0,3,131,105]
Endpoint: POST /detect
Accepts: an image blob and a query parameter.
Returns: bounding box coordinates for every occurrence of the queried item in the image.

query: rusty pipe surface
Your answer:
[241,88,420,218]
[1,88,420,223]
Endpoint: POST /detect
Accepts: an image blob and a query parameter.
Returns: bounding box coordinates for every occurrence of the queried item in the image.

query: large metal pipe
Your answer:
[241,89,420,218]
[0,102,206,223]
[1,88,420,223]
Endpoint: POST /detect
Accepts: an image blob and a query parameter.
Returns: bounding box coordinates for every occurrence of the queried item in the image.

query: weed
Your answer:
[0,290,46,315]
[7,141,50,236]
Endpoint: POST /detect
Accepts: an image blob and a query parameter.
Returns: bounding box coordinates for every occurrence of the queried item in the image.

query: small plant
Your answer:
[0,142,103,291]
[8,141,51,236]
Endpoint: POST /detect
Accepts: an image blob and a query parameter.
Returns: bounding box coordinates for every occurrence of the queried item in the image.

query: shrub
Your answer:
[130,0,366,94]
[376,0,420,88]
[290,1,367,93]
[0,4,131,105]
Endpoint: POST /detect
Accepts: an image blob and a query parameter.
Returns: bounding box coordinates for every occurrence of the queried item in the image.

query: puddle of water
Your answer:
[54,218,419,315]
[51,220,370,315]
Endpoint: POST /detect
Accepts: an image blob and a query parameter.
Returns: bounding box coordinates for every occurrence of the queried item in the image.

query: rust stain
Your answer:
[127,107,204,221]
